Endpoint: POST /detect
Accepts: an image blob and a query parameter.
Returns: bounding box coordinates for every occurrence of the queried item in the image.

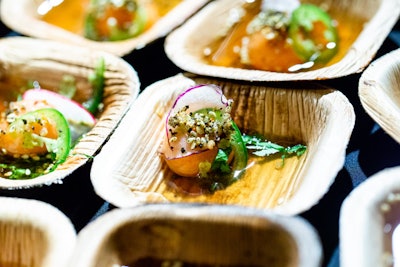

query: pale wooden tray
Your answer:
[90,73,355,215]
[0,0,209,56]
[165,0,400,81]
[69,204,322,267]
[0,37,140,190]
[359,48,400,144]
[0,196,76,267]
[340,166,400,267]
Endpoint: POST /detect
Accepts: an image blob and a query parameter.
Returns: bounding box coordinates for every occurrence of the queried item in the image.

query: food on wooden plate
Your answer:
[161,84,306,193]
[0,59,105,180]
[203,0,340,72]
[38,0,182,41]
[84,0,148,41]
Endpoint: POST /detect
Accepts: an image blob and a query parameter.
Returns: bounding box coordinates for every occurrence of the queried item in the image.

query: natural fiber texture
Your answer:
[0,0,210,56]
[0,37,140,189]
[0,197,76,267]
[165,0,400,81]
[69,204,322,267]
[91,73,355,215]
[359,48,400,144]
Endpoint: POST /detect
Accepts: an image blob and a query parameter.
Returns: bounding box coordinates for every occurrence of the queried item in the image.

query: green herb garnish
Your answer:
[84,57,105,114]
[211,149,231,174]
[242,134,307,165]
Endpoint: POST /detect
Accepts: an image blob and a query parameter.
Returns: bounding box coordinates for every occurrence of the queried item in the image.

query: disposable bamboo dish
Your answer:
[340,166,400,267]
[359,48,400,144]
[164,0,400,82]
[0,36,140,190]
[0,196,76,267]
[69,203,322,267]
[0,0,210,56]
[90,73,355,215]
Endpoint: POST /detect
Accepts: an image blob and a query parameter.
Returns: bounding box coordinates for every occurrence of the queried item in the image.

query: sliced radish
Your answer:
[163,84,230,160]
[23,88,96,127]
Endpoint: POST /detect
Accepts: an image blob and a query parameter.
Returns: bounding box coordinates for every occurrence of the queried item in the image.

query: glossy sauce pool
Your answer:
[158,149,306,209]
[203,0,367,72]
[40,0,182,36]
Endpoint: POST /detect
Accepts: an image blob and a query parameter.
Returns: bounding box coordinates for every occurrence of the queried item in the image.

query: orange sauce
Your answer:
[41,0,90,34]
[0,263,29,267]
[161,149,306,209]
[144,0,183,16]
[40,0,182,36]
[0,88,19,113]
[204,0,367,72]
[0,98,8,113]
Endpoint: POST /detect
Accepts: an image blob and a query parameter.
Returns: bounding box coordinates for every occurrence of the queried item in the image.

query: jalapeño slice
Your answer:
[0,108,71,179]
[288,4,338,63]
[84,0,147,41]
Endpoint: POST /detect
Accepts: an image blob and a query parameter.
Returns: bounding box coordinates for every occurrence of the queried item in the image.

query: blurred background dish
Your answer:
[0,196,76,267]
[69,203,322,267]
[359,48,400,145]
[0,0,210,55]
[165,0,400,81]
[90,73,355,215]
[340,166,400,267]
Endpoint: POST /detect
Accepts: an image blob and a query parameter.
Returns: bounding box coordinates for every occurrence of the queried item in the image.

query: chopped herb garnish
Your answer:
[242,134,307,166]
[198,121,247,192]
[0,156,54,179]
[84,57,105,114]
[211,149,231,174]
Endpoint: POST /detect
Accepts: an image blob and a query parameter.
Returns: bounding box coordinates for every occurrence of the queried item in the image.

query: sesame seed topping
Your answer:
[168,104,234,150]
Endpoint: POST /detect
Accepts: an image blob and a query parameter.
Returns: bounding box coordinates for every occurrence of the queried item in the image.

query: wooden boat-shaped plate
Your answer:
[165,0,400,81]
[0,37,140,190]
[340,166,400,267]
[359,48,400,144]
[90,73,355,215]
[69,203,322,267]
[0,0,210,56]
[0,196,76,267]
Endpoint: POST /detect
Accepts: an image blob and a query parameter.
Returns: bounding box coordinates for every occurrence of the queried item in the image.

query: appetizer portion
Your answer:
[161,84,306,193]
[84,0,148,41]
[0,105,71,180]
[203,0,342,72]
[38,0,182,41]
[162,84,248,192]
[0,59,105,180]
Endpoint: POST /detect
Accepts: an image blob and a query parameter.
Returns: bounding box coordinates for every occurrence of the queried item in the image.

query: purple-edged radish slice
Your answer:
[23,88,96,127]
[162,84,230,177]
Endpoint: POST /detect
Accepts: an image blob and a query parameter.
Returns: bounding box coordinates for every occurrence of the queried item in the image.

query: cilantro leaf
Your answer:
[211,149,231,173]
[242,134,306,165]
